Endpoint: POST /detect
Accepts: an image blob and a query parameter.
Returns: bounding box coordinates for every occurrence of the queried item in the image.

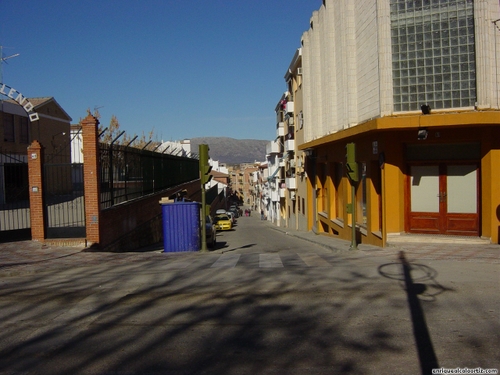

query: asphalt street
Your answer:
[0,213,498,375]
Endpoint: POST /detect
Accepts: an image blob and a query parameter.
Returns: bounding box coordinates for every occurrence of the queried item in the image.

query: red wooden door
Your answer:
[407,164,479,236]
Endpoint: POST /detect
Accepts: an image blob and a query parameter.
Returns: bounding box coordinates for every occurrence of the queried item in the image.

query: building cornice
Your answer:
[299,110,500,149]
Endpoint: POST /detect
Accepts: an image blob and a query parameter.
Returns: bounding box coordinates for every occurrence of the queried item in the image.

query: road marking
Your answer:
[163,253,333,270]
[298,253,332,267]
[259,253,284,268]
[211,254,241,268]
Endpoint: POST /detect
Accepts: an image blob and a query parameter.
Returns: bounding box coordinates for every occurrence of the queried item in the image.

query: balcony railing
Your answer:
[279,188,286,198]
[271,190,279,202]
[284,139,295,152]
[286,177,296,190]
[266,140,282,154]
[276,122,285,138]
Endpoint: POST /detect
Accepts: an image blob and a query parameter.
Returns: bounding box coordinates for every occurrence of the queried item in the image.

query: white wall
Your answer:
[302,0,385,143]
[301,0,499,144]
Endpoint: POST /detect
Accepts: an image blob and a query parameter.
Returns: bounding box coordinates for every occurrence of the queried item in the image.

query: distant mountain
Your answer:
[190,137,268,165]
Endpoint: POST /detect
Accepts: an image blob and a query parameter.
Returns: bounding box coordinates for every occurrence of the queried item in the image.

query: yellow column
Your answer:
[383,162,404,235]
[483,149,500,244]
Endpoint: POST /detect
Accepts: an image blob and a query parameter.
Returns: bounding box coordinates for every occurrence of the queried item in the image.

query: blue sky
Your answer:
[1,1,321,141]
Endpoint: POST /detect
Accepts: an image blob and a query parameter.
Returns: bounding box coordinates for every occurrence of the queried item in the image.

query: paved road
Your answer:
[0,213,498,375]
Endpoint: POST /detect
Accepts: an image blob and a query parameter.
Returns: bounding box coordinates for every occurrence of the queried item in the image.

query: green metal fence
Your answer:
[99,143,199,209]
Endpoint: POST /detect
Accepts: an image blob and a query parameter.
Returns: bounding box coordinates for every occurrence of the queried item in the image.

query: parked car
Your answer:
[215,209,227,215]
[228,206,239,218]
[205,216,216,248]
[213,214,232,231]
[226,211,236,224]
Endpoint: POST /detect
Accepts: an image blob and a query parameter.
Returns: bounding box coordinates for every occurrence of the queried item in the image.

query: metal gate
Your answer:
[0,152,31,242]
[43,162,86,238]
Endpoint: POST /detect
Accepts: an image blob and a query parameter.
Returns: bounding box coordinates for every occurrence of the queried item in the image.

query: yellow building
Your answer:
[228,164,258,208]
[282,48,308,231]
[298,0,500,245]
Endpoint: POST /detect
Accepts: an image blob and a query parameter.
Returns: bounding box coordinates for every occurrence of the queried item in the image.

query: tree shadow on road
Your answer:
[0,249,497,375]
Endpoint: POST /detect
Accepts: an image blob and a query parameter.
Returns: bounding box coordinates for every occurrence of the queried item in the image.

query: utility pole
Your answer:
[199,144,212,252]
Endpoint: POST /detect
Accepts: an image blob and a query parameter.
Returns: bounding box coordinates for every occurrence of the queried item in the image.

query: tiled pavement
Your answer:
[275,227,500,263]
[366,241,500,263]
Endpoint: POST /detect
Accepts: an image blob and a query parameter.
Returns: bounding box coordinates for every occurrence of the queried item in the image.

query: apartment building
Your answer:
[228,163,258,209]
[284,48,308,231]
[294,0,500,246]
[267,49,308,230]
[255,162,269,219]
[264,135,284,225]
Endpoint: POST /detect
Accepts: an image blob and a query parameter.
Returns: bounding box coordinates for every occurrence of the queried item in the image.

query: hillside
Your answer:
[190,137,268,164]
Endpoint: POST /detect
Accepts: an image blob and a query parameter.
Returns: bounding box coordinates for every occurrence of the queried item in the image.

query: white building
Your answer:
[157,139,191,157]
[265,139,284,226]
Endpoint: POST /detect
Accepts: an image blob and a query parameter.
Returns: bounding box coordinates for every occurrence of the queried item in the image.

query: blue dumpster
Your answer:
[161,201,200,252]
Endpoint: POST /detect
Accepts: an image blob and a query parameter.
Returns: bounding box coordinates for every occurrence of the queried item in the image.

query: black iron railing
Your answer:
[99,143,198,209]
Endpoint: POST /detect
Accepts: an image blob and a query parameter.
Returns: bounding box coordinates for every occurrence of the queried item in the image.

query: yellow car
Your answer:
[214,214,232,231]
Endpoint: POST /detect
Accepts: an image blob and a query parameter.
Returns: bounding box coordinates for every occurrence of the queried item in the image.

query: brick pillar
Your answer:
[28,141,46,242]
[82,115,101,245]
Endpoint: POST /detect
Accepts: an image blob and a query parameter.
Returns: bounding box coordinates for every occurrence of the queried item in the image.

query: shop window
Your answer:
[318,162,327,213]
[371,161,383,233]
[334,162,344,220]
[356,162,367,227]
